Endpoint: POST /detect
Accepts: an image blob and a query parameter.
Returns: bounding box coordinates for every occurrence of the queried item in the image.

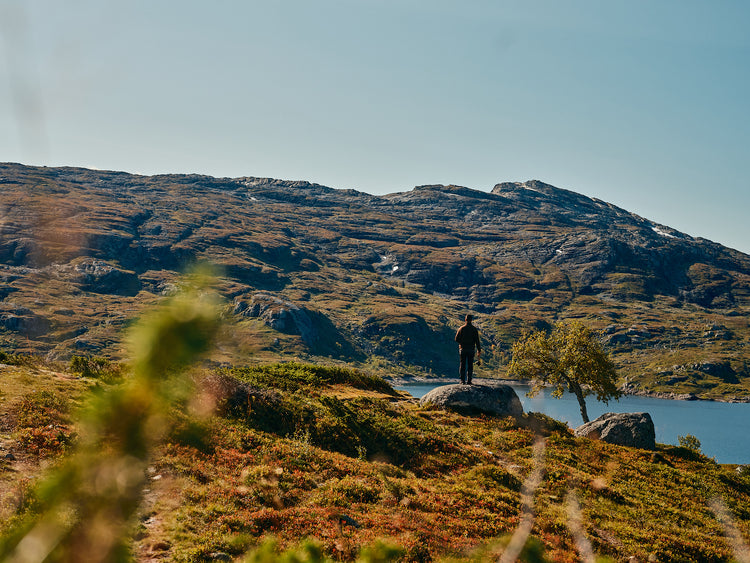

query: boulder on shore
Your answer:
[575,412,656,450]
[419,383,523,417]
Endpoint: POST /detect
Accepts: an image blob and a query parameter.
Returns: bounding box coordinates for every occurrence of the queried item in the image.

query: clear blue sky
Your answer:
[2,1,749,253]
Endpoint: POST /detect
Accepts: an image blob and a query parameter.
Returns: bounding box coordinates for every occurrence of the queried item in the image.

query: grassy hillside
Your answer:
[2,357,750,562]
[3,164,750,400]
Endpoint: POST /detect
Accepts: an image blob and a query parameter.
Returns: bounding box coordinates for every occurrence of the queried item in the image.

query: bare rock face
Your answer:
[53,257,140,296]
[234,293,316,344]
[575,412,656,450]
[419,383,523,417]
[0,306,51,337]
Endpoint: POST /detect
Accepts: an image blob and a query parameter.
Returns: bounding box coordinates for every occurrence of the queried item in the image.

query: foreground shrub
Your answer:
[241,537,403,562]
[69,354,124,381]
[12,390,69,429]
[0,350,38,367]
[678,434,702,453]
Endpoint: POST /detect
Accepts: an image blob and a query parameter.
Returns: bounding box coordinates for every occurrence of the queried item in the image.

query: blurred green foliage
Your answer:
[0,279,221,562]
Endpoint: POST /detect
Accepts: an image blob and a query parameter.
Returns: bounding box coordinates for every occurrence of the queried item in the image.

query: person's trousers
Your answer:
[459,350,475,384]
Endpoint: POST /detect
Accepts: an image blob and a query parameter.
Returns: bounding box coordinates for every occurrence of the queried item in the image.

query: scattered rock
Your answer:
[575,412,656,450]
[419,383,523,417]
[0,309,51,337]
[606,333,631,346]
[150,541,171,552]
[52,257,140,296]
[234,293,317,344]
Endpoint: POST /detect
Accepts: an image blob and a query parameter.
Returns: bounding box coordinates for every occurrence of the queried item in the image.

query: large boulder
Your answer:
[419,383,523,417]
[575,412,656,450]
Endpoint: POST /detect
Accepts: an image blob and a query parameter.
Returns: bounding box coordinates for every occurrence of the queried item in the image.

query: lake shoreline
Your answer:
[385,375,750,404]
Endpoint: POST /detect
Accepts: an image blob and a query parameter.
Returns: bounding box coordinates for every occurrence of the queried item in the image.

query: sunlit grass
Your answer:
[2,285,750,560]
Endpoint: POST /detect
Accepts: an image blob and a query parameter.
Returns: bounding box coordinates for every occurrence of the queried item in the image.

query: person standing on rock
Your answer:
[455,314,481,385]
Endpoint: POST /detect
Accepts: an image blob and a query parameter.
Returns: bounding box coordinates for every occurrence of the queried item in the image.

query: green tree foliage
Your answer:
[678,434,702,453]
[508,321,621,423]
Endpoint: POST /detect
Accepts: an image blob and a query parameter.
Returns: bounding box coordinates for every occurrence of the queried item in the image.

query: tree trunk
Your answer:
[569,381,589,423]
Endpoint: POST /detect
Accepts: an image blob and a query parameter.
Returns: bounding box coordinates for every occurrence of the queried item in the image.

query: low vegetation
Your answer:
[1,286,750,561]
[2,360,750,560]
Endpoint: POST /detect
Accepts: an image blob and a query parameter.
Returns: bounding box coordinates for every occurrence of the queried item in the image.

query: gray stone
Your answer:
[419,383,523,417]
[51,258,140,296]
[575,412,656,450]
[234,293,317,345]
[0,311,50,337]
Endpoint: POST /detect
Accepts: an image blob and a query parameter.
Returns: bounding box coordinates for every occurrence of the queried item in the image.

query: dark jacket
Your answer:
[455,323,481,353]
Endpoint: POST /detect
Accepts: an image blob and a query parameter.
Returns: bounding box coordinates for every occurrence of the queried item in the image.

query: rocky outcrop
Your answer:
[234,293,316,344]
[0,306,50,338]
[52,257,140,296]
[575,412,656,450]
[419,383,523,417]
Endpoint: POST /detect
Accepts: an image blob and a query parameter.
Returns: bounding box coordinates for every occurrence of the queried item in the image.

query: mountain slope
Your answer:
[1,163,749,398]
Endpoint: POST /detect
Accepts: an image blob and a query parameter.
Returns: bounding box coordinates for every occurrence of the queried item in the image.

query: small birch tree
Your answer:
[508,321,621,423]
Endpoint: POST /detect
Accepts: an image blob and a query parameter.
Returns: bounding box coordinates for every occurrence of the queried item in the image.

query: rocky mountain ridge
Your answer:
[1,163,749,399]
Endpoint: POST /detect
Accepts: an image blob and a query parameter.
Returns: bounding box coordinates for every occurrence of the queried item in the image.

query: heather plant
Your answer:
[12,390,68,430]
[204,365,459,471]
[0,351,21,366]
[240,537,404,562]
[0,278,221,562]
[8,390,74,458]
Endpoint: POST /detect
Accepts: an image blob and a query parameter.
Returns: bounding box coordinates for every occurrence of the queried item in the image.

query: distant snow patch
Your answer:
[651,226,676,239]
[556,249,564,255]
[374,254,400,275]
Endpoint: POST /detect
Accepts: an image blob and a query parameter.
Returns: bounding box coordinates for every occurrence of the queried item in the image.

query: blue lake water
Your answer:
[394,382,750,465]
